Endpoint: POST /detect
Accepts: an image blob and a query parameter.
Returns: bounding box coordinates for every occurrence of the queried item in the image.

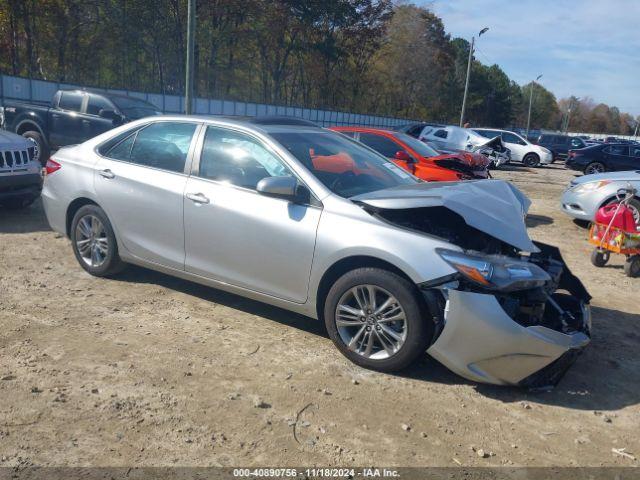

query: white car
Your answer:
[473,128,553,167]
[417,125,510,167]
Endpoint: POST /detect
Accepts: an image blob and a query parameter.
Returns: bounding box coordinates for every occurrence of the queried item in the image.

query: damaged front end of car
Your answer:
[352,180,591,387]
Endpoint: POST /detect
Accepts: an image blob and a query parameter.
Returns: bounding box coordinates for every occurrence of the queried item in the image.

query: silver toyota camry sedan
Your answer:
[42,115,591,386]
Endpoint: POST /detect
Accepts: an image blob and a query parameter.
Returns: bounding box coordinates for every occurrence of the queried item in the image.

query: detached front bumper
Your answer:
[425,243,591,387]
[427,290,590,385]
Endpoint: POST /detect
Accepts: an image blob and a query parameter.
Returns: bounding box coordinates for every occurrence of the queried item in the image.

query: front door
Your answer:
[184,125,321,303]
[94,121,199,270]
[604,145,632,171]
[84,94,119,140]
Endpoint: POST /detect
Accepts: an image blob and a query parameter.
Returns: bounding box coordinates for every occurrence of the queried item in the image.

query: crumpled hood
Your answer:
[430,151,490,169]
[352,179,537,252]
[0,130,32,150]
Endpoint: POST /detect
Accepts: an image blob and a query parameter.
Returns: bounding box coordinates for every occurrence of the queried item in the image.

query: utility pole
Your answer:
[185,0,196,115]
[459,27,489,127]
[525,74,542,139]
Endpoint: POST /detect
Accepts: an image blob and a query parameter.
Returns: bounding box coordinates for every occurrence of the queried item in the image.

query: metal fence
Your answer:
[0,74,417,129]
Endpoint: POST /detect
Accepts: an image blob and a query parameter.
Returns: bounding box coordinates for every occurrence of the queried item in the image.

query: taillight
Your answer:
[45,158,61,175]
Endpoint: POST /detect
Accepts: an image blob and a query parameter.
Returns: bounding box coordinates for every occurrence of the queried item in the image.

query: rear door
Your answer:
[183,125,321,303]
[49,91,85,148]
[94,121,200,270]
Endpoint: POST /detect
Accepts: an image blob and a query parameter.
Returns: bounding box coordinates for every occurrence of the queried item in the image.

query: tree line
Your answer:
[0,0,637,135]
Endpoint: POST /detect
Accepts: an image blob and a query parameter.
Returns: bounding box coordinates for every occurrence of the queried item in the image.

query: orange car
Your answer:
[330,126,490,181]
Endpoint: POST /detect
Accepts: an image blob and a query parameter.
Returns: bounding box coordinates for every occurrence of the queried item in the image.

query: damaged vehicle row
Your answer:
[41,116,590,386]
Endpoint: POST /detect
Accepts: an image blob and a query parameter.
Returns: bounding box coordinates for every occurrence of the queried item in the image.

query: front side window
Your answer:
[433,129,448,139]
[87,95,114,116]
[271,130,418,198]
[104,122,197,173]
[570,138,585,148]
[59,92,84,112]
[631,146,640,158]
[503,132,526,145]
[110,96,161,119]
[198,127,293,190]
[358,133,402,158]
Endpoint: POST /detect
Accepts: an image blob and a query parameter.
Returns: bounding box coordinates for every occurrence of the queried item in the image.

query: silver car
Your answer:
[42,116,591,386]
[561,171,640,226]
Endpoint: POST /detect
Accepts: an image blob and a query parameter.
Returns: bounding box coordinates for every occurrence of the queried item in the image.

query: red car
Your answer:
[330,127,490,181]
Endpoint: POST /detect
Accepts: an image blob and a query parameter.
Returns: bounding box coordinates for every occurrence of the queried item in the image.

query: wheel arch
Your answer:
[66,197,100,237]
[15,118,47,139]
[314,255,417,322]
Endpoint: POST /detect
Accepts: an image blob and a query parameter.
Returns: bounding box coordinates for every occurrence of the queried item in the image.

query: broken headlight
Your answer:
[436,249,551,292]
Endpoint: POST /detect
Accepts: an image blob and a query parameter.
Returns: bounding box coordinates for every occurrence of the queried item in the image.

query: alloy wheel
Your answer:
[75,215,109,268]
[586,163,604,174]
[335,285,407,360]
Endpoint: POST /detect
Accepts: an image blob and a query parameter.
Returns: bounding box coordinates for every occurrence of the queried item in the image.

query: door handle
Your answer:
[186,192,210,204]
[98,169,115,179]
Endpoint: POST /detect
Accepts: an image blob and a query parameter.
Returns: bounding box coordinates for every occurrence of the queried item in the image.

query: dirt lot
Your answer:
[1,163,639,469]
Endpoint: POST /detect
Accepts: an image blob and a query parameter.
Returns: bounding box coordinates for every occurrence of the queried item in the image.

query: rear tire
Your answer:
[590,249,609,267]
[71,205,126,277]
[523,153,540,167]
[22,131,49,167]
[323,267,432,372]
[624,255,640,278]
[584,162,605,175]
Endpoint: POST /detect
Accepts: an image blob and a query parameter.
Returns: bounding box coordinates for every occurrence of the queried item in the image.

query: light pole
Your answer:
[185,0,196,114]
[525,74,542,139]
[459,27,489,127]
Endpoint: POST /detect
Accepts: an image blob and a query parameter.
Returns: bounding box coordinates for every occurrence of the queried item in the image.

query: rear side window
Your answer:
[103,122,197,173]
[59,92,84,112]
[358,133,401,158]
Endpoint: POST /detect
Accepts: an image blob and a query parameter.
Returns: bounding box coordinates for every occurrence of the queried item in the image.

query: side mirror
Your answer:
[99,109,123,125]
[394,150,412,162]
[99,109,117,120]
[256,176,310,204]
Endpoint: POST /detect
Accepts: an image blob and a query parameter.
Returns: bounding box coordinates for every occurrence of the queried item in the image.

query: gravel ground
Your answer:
[0,163,639,468]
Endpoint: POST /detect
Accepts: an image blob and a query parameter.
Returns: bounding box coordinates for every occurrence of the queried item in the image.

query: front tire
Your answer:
[22,131,49,167]
[323,268,432,372]
[584,162,605,175]
[71,205,126,277]
[523,153,540,167]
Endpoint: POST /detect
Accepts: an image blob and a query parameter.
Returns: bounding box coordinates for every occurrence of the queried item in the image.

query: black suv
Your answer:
[536,134,587,160]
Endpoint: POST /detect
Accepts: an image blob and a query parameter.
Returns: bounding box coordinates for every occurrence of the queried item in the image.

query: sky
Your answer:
[426,0,640,116]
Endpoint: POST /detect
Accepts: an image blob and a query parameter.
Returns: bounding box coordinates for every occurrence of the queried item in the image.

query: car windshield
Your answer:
[394,132,440,157]
[270,130,419,198]
[111,97,161,119]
